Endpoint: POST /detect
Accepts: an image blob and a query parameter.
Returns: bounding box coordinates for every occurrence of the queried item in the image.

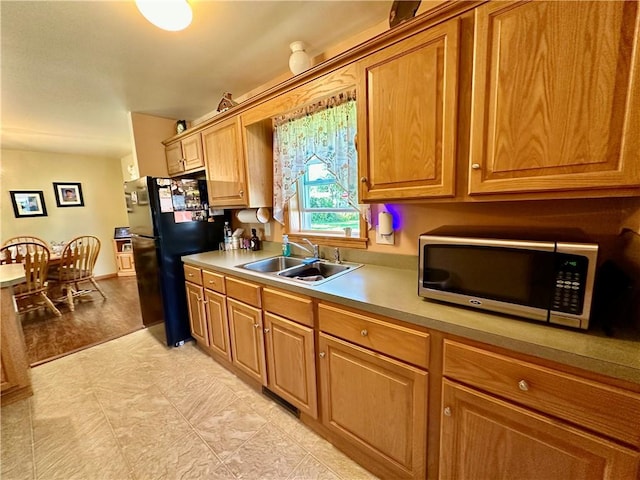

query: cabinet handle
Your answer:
[360,176,368,184]
[187,273,193,277]
[208,280,215,285]
[319,352,326,358]
[254,323,260,329]
[239,190,244,196]
[360,329,368,337]
[444,406,452,417]
[471,163,481,170]
[263,328,270,333]
[518,380,530,391]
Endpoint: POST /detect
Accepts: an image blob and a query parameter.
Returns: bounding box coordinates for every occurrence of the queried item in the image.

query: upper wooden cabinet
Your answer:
[203,116,272,208]
[468,1,640,196]
[165,132,204,177]
[357,18,460,202]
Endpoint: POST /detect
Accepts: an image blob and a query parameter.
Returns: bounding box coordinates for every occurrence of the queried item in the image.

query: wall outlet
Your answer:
[376,228,394,245]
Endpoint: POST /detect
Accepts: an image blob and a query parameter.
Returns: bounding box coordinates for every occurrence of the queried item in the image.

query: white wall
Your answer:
[1,149,129,276]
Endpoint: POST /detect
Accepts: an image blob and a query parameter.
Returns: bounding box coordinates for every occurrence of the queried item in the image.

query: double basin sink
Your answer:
[237,255,362,286]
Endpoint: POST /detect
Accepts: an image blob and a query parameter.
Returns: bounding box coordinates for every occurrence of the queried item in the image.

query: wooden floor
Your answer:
[20,276,145,366]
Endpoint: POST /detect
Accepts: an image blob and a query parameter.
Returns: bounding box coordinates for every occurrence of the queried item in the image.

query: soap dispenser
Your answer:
[282,234,291,257]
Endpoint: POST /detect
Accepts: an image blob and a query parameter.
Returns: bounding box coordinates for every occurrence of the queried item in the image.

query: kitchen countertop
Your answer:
[182,248,640,385]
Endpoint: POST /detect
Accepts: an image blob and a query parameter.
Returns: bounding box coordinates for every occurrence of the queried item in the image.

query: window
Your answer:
[273,90,366,246]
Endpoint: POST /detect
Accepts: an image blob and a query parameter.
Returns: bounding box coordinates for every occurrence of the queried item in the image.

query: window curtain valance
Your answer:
[272,89,358,224]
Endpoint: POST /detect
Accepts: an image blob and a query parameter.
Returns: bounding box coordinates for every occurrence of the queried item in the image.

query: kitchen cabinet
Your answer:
[440,380,639,479]
[165,132,204,177]
[226,277,267,385]
[468,0,640,197]
[202,270,231,362]
[318,302,429,480]
[112,239,135,277]
[357,18,460,202]
[263,287,317,418]
[202,117,272,208]
[440,340,640,479]
[185,281,208,346]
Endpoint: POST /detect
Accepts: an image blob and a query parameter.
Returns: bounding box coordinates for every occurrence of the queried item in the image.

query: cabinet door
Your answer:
[357,18,459,201]
[264,312,317,418]
[185,282,208,346]
[440,380,640,480]
[318,333,428,479]
[182,133,204,171]
[165,141,184,176]
[204,289,232,362]
[469,1,640,195]
[202,116,248,207]
[227,298,267,385]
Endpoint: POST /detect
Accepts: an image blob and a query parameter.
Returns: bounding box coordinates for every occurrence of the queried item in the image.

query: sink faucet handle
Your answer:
[302,238,319,258]
[333,247,341,264]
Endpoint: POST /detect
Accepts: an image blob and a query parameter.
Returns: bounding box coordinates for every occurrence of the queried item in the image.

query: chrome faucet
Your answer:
[288,238,319,259]
[333,247,342,264]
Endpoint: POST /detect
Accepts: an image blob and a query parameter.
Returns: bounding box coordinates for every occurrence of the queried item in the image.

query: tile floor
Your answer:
[1,324,378,480]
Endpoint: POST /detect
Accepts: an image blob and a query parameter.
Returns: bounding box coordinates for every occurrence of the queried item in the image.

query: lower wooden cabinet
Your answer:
[264,312,317,418]
[227,297,267,385]
[204,289,232,362]
[440,379,640,480]
[185,281,208,346]
[318,332,428,480]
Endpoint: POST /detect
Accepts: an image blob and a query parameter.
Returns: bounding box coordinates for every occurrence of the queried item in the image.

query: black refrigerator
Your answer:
[124,176,227,347]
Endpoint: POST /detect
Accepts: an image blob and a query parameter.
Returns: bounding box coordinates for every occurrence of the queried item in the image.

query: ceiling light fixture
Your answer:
[135,0,192,32]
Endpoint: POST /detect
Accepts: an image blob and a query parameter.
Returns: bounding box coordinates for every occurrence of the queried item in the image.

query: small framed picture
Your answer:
[10,191,48,218]
[53,182,84,207]
[122,243,132,252]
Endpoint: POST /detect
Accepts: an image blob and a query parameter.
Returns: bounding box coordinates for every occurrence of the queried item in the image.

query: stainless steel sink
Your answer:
[237,256,361,285]
[238,256,306,273]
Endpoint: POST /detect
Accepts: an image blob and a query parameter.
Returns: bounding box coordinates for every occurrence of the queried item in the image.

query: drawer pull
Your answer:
[319,352,326,358]
[188,273,193,277]
[444,406,452,417]
[518,380,530,391]
[208,280,215,284]
[360,329,368,337]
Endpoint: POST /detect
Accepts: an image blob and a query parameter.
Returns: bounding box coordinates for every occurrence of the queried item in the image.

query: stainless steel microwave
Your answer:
[418,233,598,329]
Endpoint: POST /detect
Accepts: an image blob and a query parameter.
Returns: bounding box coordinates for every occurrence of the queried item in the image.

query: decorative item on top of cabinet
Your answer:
[357,17,459,202]
[439,340,640,479]
[165,131,204,177]
[468,1,640,197]
[203,116,273,208]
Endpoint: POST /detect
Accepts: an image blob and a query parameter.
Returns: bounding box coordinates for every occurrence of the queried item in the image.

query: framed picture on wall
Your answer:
[53,182,84,207]
[10,190,48,218]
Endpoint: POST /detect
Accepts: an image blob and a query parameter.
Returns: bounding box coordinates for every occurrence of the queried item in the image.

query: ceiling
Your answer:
[1,1,391,159]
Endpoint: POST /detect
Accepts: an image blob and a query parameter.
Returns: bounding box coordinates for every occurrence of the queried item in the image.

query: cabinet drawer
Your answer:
[183,265,202,285]
[318,303,429,369]
[226,276,261,308]
[443,340,640,447]
[202,270,225,294]
[263,288,313,328]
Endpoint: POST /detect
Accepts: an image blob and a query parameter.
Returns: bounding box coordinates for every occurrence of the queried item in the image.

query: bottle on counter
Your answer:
[250,229,261,251]
[282,234,291,257]
[223,221,232,251]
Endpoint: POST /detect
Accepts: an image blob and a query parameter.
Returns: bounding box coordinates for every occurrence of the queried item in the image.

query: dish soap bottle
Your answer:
[223,221,232,251]
[282,234,291,257]
[250,229,261,251]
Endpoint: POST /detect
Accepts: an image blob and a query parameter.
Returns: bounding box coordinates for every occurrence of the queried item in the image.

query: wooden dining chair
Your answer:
[2,235,51,252]
[47,235,107,311]
[0,242,62,317]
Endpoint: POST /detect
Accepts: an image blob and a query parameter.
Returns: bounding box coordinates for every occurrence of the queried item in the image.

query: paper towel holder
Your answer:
[376,211,395,245]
